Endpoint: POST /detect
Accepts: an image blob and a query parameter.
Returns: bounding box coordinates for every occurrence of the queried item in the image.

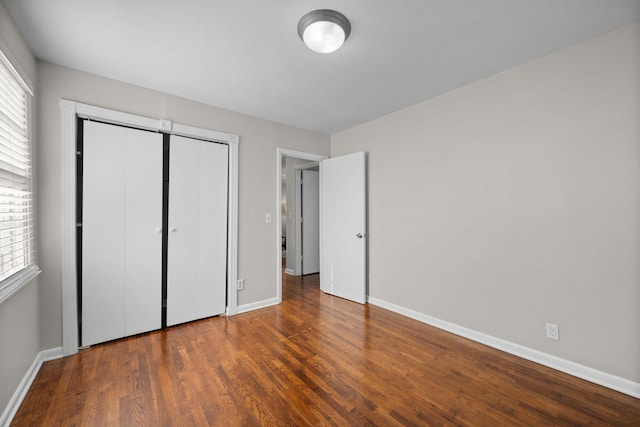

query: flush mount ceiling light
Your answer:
[298,9,351,53]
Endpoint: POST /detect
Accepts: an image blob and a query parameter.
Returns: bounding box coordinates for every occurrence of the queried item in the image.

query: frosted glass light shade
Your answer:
[298,10,351,54]
[303,21,346,53]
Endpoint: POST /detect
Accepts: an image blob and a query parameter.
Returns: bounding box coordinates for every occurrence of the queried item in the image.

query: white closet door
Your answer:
[82,122,126,346]
[167,135,228,326]
[123,131,163,336]
[82,121,162,346]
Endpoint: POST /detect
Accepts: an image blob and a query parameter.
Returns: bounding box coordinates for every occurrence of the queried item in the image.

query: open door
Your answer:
[320,152,366,304]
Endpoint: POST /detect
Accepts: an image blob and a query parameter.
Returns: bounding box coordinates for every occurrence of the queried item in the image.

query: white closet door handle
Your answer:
[155,228,162,234]
[170,228,177,232]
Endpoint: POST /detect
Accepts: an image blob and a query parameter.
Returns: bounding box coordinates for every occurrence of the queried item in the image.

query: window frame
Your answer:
[0,45,41,305]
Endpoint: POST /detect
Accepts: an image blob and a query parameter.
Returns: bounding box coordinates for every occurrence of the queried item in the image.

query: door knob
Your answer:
[170,228,177,232]
[356,233,363,239]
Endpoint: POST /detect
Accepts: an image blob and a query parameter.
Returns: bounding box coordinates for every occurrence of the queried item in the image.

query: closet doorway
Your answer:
[60,100,239,355]
[79,121,229,346]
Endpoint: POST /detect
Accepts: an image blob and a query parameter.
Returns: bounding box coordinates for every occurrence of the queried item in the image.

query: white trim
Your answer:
[0,40,33,95]
[0,347,63,427]
[279,148,326,160]
[276,148,328,305]
[60,99,240,356]
[226,141,239,316]
[284,268,296,276]
[0,265,41,305]
[172,123,237,144]
[60,100,79,357]
[293,162,319,171]
[73,101,238,144]
[368,296,640,399]
[75,102,161,132]
[237,297,280,314]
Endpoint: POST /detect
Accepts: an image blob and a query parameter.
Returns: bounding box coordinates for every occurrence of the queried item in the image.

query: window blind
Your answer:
[0,54,34,284]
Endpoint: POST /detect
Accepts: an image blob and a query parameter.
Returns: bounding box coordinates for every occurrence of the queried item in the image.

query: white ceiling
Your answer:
[4,0,640,134]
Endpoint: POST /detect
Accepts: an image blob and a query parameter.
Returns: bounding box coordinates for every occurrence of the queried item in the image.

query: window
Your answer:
[0,47,39,303]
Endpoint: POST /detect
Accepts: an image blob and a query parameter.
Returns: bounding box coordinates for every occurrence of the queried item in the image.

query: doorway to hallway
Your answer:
[281,158,320,276]
[276,149,327,303]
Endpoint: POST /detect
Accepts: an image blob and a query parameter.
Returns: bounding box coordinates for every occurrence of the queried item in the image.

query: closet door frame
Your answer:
[60,100,239,356]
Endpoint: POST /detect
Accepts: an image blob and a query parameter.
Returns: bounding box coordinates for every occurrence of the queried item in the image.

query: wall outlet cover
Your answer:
[546,323,559,341]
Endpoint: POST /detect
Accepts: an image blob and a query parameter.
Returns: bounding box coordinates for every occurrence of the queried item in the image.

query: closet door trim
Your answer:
[60,99,239,356]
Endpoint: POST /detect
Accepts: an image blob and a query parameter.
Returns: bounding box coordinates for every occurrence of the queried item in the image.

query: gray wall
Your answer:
[331,23,640,382]
[36,62,329,350]
[0,1,40,413]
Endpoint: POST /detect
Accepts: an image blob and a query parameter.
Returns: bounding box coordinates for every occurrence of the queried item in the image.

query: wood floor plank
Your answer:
[11,269,640,426]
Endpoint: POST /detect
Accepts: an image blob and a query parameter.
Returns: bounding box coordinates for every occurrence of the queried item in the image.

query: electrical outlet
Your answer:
[237,279,244,291]
[546,323,559,341]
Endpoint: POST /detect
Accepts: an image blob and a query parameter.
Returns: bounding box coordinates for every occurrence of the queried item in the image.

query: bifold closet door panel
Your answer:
[82,122,126,346]
[82,121,162,346]
[167,136,228,326]
[123,131,163,337]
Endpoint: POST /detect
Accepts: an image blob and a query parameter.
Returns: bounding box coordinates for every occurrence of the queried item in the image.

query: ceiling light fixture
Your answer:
[298,9,351,53]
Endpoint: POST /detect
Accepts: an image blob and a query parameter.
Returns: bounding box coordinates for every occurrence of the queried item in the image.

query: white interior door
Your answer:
[167,135,228,326]
[82,121,162,346]
[302,170,320,274]
[320,152,367,304]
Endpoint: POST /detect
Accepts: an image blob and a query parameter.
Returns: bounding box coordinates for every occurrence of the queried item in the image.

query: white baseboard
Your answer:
[284,268,296,276]
[0,347,64,427]
[237,297,280,314]
[368,297,640,399]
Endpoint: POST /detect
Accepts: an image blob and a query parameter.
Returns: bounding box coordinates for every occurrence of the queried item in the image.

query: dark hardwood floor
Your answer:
[12,270,640,426]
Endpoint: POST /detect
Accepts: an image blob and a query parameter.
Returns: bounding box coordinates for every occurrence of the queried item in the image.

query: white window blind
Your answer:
[0,53,35,285]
